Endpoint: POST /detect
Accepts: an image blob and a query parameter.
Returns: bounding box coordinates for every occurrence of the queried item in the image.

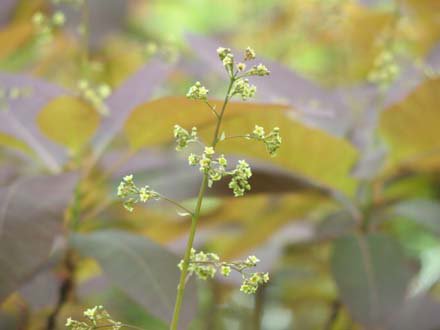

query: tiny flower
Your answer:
[246,255,260,265]
[217,47,232,60]
[199,156,211,173]
[222,53,234,67]
[237,62,246,71]
[229,160,252,197]
[221,265,231,277]
[32,12,45,26]
[232,79,256,101]
[186,81,209,101]
[188,153,199,166]
[97,84,111,98]
[248,63,270,76]
[244,47,256,61]
[204,146,215,156]
[217,154,228,167]
[52,11,66,26]
[252,125,265,139]
[173,125,198,150]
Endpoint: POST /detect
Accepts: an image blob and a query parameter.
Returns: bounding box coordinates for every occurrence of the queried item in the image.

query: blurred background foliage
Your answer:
[0,0,439,329]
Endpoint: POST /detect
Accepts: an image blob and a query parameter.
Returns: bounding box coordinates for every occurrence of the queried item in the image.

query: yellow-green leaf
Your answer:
[0,132,33,155]
[0,23,33,61]
[37,96,100,153]
[380,78,440,173]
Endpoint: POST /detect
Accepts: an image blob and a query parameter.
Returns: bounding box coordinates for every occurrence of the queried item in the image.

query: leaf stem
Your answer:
[169,76,236,330]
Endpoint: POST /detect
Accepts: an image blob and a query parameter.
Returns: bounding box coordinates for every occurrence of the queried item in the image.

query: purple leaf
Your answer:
[19,270,60,311]
[0,172,78,303]
[389,294,440,330]
[70,230,197,329]
[0,0,17,27]
[0,73,69,172]
[331,233,411,326]
[92,59,173,155]
[55,0,128,49]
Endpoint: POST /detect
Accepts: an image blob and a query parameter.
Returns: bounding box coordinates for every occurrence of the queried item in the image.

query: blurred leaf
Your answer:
[389,294,440,330]
[411,246,440,296]
[380,78,440,173]
[208,105,358,194]
[37,96,100,154]
[57,0,127,49]
[19,269,59,311]
[331,233,411,326]
[70,230,197,328]
[0,132,32,155]
[393,199,440,235]
[208,193,325,259]
[0,0,18,27]
[0,23,33,62]
[0,172,77,303]
[0,73,68,172]
[92,59,173,155]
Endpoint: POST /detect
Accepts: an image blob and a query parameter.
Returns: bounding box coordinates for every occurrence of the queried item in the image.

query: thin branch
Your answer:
[204,101,219,118]
[158,194,194,216]
[222,134,251,141]
[94,323,146,330]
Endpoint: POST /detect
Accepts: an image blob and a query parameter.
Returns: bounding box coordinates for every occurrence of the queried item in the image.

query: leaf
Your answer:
[207,193,325,259]
[208,105,358,194]
[123,96,357,194]
[0,172,78,303]
[19,269,60,311]
[389,294,440,330]
[0,73,68,172]
[70,230,197,329]
[380,78,440,173]
[393,199,440,235]
[37,96,100,153]
[0,23,33,61]
[0,0,18,27]
[331,233,411,326]
[57,0,127,49]
[92,58,173,155]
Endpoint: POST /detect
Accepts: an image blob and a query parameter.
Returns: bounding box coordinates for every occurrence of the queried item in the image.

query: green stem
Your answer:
[169,76,236,330]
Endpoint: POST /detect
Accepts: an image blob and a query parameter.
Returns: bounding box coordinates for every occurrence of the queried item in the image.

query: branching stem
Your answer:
[169,75,236,330]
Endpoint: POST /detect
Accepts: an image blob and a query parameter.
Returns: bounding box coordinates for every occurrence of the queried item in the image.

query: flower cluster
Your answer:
[228,160,252,197]
[247,63,270,77]
[186,81,209,101]
[187,146,251,194]
[240,272,270,294]
[117,175,159,212]
[368,50,399,88]
[66,305,121,330]
[32,11,65,43]
[179,250,269,294]
[232,78,257,101]
[77,80,111,115]
[178,249,220,280]
[248,125,282,156]
[173,125,198,150]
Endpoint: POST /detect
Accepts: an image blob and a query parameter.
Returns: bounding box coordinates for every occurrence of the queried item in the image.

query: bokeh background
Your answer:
[0,0,440,329]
